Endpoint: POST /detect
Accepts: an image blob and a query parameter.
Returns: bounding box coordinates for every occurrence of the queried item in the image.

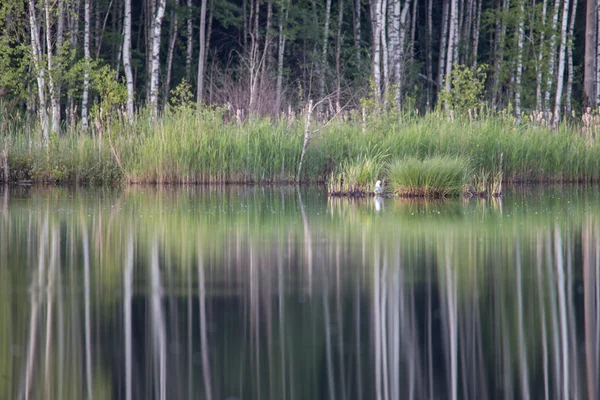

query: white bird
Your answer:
[374,180,383,195]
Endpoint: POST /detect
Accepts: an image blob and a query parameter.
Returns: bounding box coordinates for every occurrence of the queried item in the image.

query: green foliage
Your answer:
[169,79,195,111]
[90,64,128,121]
[387,156,471,197]
[327,149,388,195]
[438,64,487,112]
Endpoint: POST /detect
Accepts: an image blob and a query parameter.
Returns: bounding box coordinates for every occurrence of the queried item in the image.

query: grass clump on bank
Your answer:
[387,156,470,198]
[327,152,387,196]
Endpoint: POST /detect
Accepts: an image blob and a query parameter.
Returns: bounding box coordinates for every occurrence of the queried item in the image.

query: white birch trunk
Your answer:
[395,0,411,111]
[28,0,48,140]
[320,0,332,102]
[566,0,577,113]
[536,0,548,112]
[185,0,193,82]
[545,0,562,113]
[164,7,179,105]
[584,0,596,106]
[123,0,134,120]
[149,0,166,115]
[426,0,433,84]
[335,0,344,112]
[371,0,383,106]
[82,0,91,130]
[276,0,290,110]
[514,0,525,123]
[553,0,571,127]
[437,0,449,89]
[596,2,600,104]
[196,0,208,104]
[380,0,388,106]
[45,0,59,134]
[57,0,65,131]
[444,0,458,108]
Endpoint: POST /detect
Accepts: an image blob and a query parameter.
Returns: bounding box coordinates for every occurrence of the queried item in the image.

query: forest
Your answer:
[2,0,600,185]
[1,0,600,132]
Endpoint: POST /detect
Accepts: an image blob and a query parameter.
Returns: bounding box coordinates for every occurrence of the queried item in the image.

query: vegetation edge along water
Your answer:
[1,106,600,187]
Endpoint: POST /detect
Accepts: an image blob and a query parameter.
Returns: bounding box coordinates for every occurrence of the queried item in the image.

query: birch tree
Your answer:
[553,0,571,127]
[164,5,179,105]
[514,0,525,123]
[444,0,459,109]
[276,0,290,109]
[196,0,208,104]
[319,0,332,103]
[149,0,166,115]
[44,0,59,133]
[28,0,48,140]
[536,0,548,112]
[371,0,383,105]
[566,0,577,112]
[123,0,134,120]
[185,0,193,82]
[545,0,562,113]
[82,0,91,130]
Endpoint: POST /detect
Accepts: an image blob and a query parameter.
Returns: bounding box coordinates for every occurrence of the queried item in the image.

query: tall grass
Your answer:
[3,108,600,185]
[387,156,471,197]
[327,150,388,195]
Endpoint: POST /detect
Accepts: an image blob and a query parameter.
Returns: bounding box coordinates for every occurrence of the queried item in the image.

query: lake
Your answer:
[0,185,598,400]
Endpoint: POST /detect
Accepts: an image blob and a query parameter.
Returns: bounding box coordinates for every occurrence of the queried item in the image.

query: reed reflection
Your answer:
[0,187,599,399]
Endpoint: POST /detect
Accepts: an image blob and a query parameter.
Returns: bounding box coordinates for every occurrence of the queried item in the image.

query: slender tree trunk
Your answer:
[123,0,134,120]
[444,0,458,109]
[28,0,48,140]
[426,0,433,104]
[596,2,600,104]
[472,0,482,65]
[149,0,166,115]
[566,0,577,113]
[276,0,290,110]
[536,0,548,112]
[44,0,59,134]
[205,0,213,69]
[261,0,273,84]
[320,0,332,103]
[371,0,382,106]
[584,0,596,106]
[95,0,114,59]
[437,0,449,89]
[515,0,525,123]
[185,0,193,82]
[335,0,344,113]
[353,0,361,66]
[545,0,562,113]
[380,0,388,107]
[82,0,91,130]
[491,0,509,107]
[395,0,411,112]
[553,0,571,127]
[164,5,179,106]
[196,0,208,104]
[56,0,64,130]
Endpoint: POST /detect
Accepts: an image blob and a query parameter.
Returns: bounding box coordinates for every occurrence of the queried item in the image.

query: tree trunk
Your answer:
[164,6,179,106]
[371,0,382,106]
[185,0,193,82]
[395,0,411,112]
[380,0,388,107]
[196,0,208,104]
[536,0,548,112]
[276,0,290,110]
[514,0,525,123]
[444,0,458,109]
[545,0,562,113]
[553,0,571,127]
[472,0,482,65]
[353,0,361,66]
[261,0,273,85]
[320,0,332,103]
[335,0,344,113]
[149,0,166,115]
[57,0,64,130]
[123,0,134,121]
[82,0,90,130]
[584,0,596,106]
[596,2,600,104]
[28,0,48,140]
[566,0,577,113]
[437,0,449,89]
[44,0,59,134]
[426,0,433,104]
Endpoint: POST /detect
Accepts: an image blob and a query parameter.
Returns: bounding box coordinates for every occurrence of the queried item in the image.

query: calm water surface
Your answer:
[1,186,599,400]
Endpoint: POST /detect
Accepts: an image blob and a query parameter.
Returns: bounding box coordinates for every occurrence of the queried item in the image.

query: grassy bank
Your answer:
[1,107,600,185]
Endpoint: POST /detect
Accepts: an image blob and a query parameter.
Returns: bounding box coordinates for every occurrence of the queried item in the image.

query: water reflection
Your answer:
[1,186,599,399]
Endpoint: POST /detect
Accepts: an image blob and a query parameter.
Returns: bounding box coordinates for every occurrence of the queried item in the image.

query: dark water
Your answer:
[1,186,599,400]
